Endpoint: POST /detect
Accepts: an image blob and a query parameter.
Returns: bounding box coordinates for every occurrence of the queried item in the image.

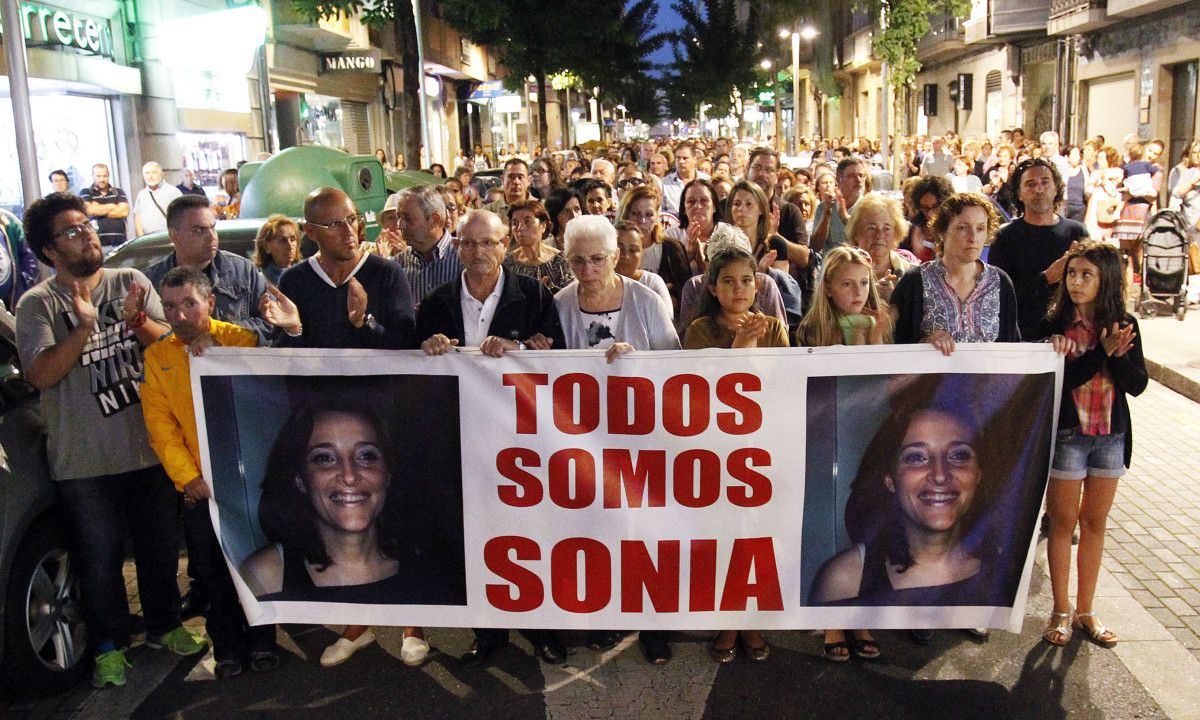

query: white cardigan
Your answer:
[554,277,681,351]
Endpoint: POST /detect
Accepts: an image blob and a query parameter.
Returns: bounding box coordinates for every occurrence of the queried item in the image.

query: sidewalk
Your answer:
[1137,302,1200,402]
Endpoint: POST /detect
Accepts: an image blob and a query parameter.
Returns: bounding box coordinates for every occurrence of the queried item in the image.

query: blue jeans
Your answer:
[56,465,182,648]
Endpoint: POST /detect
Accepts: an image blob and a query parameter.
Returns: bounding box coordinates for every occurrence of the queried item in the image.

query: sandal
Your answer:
[822,640,850,662]
[1073,612,1117,647]
[850,632,881,660]
[1043,611,1072,646]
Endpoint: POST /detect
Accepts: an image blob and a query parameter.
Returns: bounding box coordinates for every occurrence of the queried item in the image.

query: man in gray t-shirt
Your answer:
[15,192,205,688]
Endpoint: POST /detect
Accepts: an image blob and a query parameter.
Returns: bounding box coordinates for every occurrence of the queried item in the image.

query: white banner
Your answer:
[192,344,1061,633]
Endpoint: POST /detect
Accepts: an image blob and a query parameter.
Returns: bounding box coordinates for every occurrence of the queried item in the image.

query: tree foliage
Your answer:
[859,0,971,89]
[577,0,670,123]
[665,0,762,119]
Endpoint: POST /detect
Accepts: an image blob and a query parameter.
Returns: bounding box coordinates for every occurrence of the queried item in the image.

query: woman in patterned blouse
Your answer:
[890,192,1020,353]
[503,199,575,293]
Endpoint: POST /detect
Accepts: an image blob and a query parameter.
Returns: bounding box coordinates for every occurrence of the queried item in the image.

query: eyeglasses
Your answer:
[307,214,362,232]
[54,221,98,242]
[567,253,612,268]
[457,238,504,251]
[617,178,645,189]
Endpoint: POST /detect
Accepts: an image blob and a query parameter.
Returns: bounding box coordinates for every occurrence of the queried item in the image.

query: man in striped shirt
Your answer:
[393,185,462,306]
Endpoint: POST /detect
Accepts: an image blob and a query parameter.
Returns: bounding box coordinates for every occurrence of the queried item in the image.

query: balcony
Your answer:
[1106,0,1191,18]
[840,27,878,72]
[964,0,1051,43]
[1048,0,1112,34]
[917,14,967,64]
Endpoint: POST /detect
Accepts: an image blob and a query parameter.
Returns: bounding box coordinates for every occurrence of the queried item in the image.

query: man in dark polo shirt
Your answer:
[79,164,129,252]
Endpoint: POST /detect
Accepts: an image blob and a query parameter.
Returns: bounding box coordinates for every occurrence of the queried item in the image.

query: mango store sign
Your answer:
[320,49,382,74]
[0,3,115,59]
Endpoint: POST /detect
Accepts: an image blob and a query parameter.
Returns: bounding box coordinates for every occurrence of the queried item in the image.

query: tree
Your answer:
[860,0,971,91]
[666,0,762,124]
[576,0,670,128]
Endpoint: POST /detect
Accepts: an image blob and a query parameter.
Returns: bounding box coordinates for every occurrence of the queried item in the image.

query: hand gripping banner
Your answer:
[191,344,1061,632]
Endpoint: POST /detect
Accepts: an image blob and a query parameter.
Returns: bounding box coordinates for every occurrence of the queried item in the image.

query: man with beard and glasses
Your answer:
[16,192,206,689]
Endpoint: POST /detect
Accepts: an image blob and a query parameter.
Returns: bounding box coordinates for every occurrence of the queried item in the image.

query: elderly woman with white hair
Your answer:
[554,215,680,362]
[677,223,788,334]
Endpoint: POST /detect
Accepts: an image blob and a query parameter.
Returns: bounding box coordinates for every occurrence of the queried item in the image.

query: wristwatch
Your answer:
[363,313,379,330]
[515,340,527,351]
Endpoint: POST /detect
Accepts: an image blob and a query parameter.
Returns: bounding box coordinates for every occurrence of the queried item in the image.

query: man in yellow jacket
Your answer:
[141,266,293,678]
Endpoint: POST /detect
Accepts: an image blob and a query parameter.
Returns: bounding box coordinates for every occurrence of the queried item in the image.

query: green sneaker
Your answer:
[147,626,208,656]
[93,648,131,688]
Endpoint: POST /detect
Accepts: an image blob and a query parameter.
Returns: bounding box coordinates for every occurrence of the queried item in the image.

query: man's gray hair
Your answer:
[564,215,617,256]
[397,184,446,221]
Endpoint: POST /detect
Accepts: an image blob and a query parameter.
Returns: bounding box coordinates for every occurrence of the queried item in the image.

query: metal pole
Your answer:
[792,32,801,156]
[410,0,433,167]
[257,44,274,154]
[4,0,41,208]
[880,62,890,172]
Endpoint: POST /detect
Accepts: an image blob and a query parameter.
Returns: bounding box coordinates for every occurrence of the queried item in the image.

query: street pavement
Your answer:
[3,316,1198,719]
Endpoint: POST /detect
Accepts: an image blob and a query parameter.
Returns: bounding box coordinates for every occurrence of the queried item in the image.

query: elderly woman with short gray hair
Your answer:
[554,215,680,364]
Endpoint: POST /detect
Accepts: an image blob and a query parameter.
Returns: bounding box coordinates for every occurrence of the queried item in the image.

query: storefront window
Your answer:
[178,132,246,189]
[300,93,345,149]
[0,94,116,215]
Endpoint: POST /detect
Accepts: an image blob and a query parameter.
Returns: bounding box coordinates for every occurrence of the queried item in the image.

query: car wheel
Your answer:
[3,521,90,695]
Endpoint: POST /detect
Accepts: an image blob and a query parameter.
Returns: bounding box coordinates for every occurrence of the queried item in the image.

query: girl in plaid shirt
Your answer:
[1041,241,1147,650]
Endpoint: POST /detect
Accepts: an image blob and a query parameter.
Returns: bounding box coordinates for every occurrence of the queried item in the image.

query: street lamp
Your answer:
[782,25,819,154]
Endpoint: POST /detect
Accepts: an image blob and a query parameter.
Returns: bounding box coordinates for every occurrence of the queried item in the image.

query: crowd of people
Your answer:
[9,125,1173,689]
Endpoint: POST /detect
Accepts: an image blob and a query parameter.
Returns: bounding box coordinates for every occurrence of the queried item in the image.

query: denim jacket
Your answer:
[144,250,271,342]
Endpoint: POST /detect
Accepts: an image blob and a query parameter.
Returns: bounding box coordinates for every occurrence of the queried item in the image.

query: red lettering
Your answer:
[601,449,666,508]
[607,376,656,434]
[726,448,772,507]
[620,540,680,612]
[553,373,600,434]
[484,536,543,611]
[672,449,722,508]
[689,539,717,611]
[662,374,710,437]
[548,448,596,509]
[503,373,548,434]
[551,538,610,613]
[719,538,783,611]
[496,448,543,507]
[716,373,762,434]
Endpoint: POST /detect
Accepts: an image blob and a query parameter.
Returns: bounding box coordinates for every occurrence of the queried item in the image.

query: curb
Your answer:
[1144,356,1200,404]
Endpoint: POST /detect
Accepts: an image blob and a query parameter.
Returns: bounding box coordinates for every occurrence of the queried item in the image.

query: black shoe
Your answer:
[215,658,243,679]
[639,633,671,665]
[587,630,627,651]
[249,649,280,672]
[179,591,209,620]
[533,636,568,665]
[909,629,935,645]
[461,637,504,668]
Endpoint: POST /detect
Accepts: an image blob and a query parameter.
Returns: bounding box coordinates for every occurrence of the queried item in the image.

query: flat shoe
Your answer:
[708,640,737,664]
[320,630,376,667]
[822,640,850,662]
[851,636,881,660]
[743,641,770,662]
[249,649,280,672]
[401,635,430,667]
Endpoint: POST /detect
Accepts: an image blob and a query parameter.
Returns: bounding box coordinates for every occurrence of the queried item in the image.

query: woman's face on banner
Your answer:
[885,410,980,534]
[297,411,390,534]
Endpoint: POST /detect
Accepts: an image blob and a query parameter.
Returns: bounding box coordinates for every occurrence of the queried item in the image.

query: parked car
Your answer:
[0,308,90,695]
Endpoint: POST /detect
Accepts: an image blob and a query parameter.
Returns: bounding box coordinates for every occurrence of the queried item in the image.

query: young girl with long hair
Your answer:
[797,246,892,661]
[682,247,784,663]
[1042,241,1147,649]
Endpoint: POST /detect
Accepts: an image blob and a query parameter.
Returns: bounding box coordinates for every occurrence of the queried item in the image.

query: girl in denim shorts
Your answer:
[1041,241,1147,649]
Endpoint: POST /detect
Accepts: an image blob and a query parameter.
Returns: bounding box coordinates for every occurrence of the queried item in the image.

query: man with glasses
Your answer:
[415,208,565,667]
[394,185,463,304]
[268,187,415,349]
[661,142,706,215]
[142,195,271,342]
[16,192,206,688]
[484,158,533,219]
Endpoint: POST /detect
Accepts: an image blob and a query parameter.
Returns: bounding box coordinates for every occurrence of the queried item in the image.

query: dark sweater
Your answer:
[276,255,416,349]
[891,264,1020,344]
[987,217,1088,341]
[1038,314,1148,468]
[415,270,565,349]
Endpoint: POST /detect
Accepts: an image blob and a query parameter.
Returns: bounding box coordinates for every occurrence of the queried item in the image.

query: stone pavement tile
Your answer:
[1167,627,1200,649]
[1147,608,1185,628]
[1129,589,1165,608]
[1177,587,1200,607]
[1164,597,1198,616]
[1091,595,1173,641]
[1113,641,1200,720]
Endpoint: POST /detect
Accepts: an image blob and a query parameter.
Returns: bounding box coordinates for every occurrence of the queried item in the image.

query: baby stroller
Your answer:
[1138,209,1191,321]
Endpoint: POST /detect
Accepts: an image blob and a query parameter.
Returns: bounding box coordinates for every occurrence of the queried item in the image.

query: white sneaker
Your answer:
[400,635,430,667]
[320,630,376,667]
